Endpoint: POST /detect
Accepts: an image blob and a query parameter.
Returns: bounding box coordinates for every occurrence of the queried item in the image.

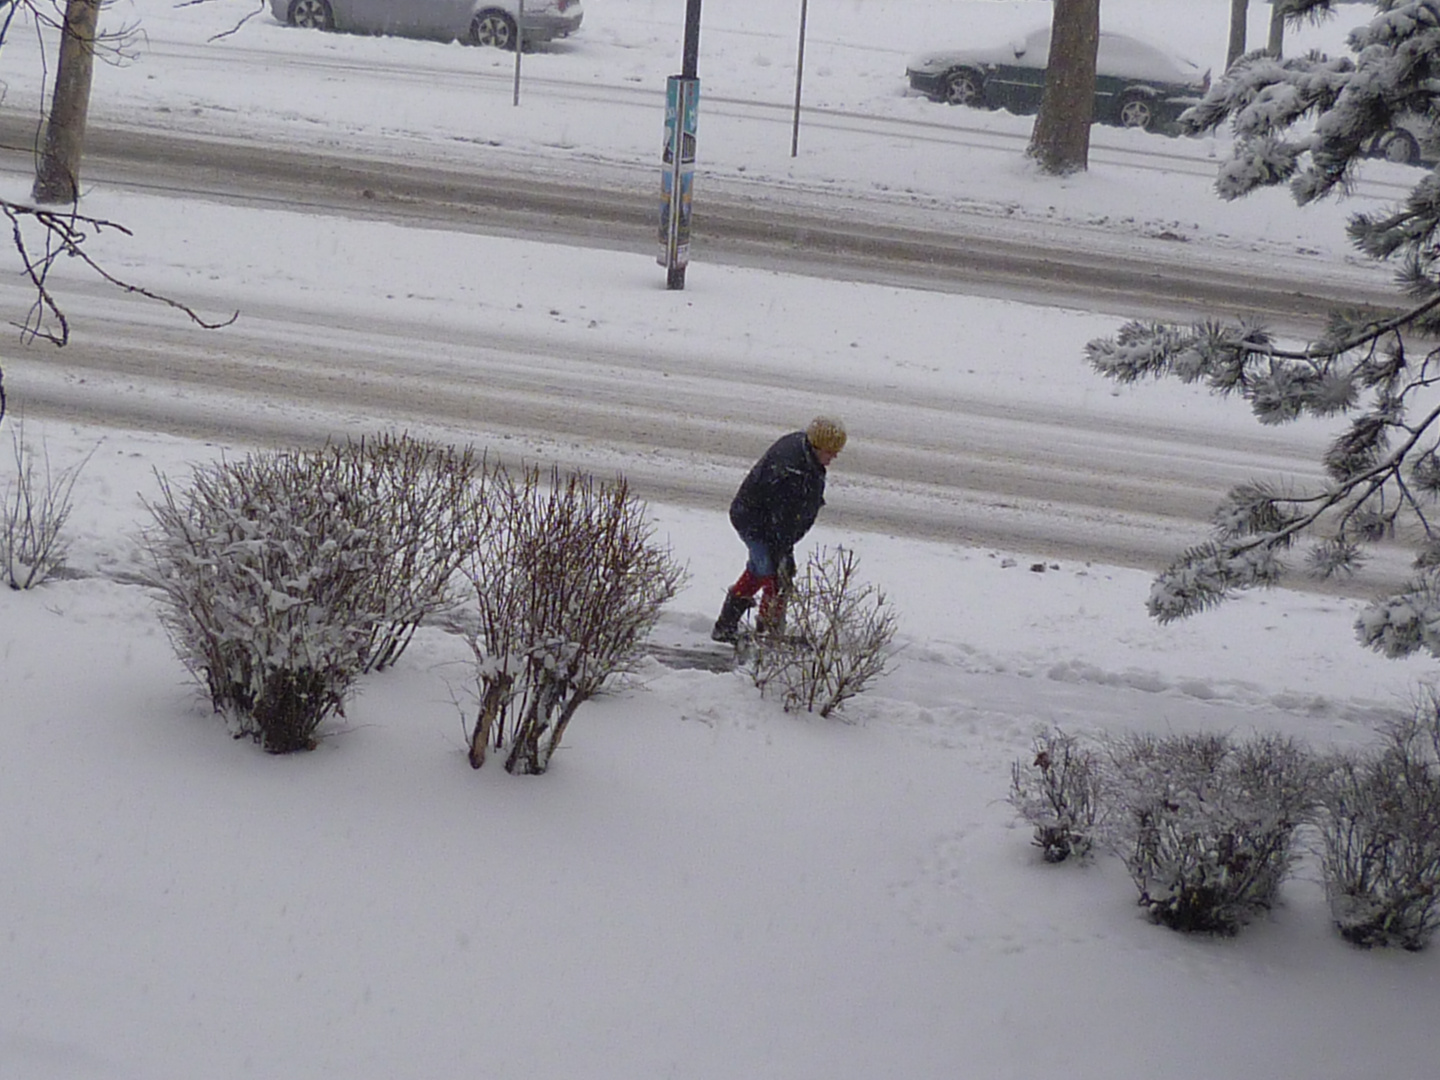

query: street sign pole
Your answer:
[791,0,808,157]
[512,0,524,105]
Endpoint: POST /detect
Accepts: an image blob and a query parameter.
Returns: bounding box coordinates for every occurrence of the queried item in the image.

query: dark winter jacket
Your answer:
[729,430,827,556]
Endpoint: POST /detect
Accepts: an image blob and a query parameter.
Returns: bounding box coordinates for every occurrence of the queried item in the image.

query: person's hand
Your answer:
[778,550,797,587]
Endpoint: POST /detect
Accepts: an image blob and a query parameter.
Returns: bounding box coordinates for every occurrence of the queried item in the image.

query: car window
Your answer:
[1011,28,1051,66]
[1097,34,1194,83]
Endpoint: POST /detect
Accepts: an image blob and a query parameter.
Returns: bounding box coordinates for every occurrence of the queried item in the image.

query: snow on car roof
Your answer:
[912,24,1205,86]
[1098,31,1205,83]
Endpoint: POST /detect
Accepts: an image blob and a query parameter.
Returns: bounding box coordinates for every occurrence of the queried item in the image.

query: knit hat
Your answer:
[806,415,847,455]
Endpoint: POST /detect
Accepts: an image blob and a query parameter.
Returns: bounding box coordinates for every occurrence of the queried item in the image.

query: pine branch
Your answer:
[1148,543,1284,622]
[1356,569,1440,659]
[1213,482,1305,540]
[1305,537,1365,579]
[1089,296,1440,414]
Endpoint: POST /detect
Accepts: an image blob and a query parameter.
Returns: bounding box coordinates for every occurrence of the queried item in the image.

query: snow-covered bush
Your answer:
[1010,725,1105,863]
[141,435,486,752]
[328,434,489,672]
[1107,732,1320,934]
[745,546,897,718]
[463,464,684,775]
[1318,691,1440,951]
[1,421,89,590]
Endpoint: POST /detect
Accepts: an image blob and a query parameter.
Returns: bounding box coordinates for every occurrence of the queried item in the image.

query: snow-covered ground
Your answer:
[3,2,1440,1078]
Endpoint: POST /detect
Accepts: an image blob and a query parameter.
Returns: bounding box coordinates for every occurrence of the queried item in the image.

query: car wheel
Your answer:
[470,9,518,49]
[942,69,985,107]
[287,0,333,30]
[1380,129,1421,165]
[1116,92,1156,131]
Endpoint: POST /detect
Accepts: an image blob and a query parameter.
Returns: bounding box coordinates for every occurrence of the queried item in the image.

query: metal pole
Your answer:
[512,0,525,105]
[682,0,702,79]
[791,0,808,157]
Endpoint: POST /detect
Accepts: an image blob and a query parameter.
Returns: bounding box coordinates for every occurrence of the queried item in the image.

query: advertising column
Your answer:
[659,74,700,291]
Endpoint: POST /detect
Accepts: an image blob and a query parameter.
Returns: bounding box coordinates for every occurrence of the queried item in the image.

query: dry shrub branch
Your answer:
[1009,725,1106,863]
[1318,689,1440,951]
[1,419,89,589]
[464,464,684,774]
[1106,732,1319,935]
[330,434,489,672]
[747,546,896,717]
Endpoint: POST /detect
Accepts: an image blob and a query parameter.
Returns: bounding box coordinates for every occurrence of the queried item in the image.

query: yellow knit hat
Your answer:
[806,415,847,455]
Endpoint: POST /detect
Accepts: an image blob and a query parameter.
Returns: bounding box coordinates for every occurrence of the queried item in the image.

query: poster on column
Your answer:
[658,75,700,269]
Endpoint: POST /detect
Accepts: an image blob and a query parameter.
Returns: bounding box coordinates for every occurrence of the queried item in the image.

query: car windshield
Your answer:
[1010,29,1050,66]
[1099,34,1198,83]
[1003,27,1200,85]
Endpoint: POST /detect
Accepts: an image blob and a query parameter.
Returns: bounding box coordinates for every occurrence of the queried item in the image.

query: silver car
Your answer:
[270,0,583,49]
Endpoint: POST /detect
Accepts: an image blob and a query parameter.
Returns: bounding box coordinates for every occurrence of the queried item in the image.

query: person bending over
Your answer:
[711,416,847,643]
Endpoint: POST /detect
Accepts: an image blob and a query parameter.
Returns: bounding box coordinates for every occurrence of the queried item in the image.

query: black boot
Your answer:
[711,591,755,643]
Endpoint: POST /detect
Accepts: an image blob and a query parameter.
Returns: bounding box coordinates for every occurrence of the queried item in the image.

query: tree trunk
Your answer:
[1027,0,1100,176]
[33,0,102,204]
[1267,2,1285,58]
[1227,0,1249,69]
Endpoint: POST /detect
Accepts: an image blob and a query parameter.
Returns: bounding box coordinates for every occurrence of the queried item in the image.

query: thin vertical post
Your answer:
[682,0,702,79]
[512,0,525,105]
[791,0,808,157]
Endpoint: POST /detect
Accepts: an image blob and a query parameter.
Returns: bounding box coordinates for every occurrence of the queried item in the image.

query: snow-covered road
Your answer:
[0,214,1391,591]
[0,113,1401,325]
[0,0,1415,592]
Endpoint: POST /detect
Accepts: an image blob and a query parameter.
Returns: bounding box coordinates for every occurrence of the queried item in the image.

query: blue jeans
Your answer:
[744,538,777,578]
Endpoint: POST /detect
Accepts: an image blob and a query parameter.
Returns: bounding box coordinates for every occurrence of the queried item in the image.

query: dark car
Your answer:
[906,25,1209,133]
[1361,113,1440,165]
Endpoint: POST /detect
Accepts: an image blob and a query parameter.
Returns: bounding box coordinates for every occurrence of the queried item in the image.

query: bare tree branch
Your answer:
[169,0,270,44]
[0,0,239,428]
[1,196,239,346]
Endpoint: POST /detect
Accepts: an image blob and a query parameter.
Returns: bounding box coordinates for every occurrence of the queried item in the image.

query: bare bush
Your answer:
[463,465,684,775]
[140,435,486,752]
[1318,692,1440,951]
[1010,726,1105,863]
[323,434,489,672]
[746,546,896,717]
[1,420,90,589]
[1106,732,1319,934]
